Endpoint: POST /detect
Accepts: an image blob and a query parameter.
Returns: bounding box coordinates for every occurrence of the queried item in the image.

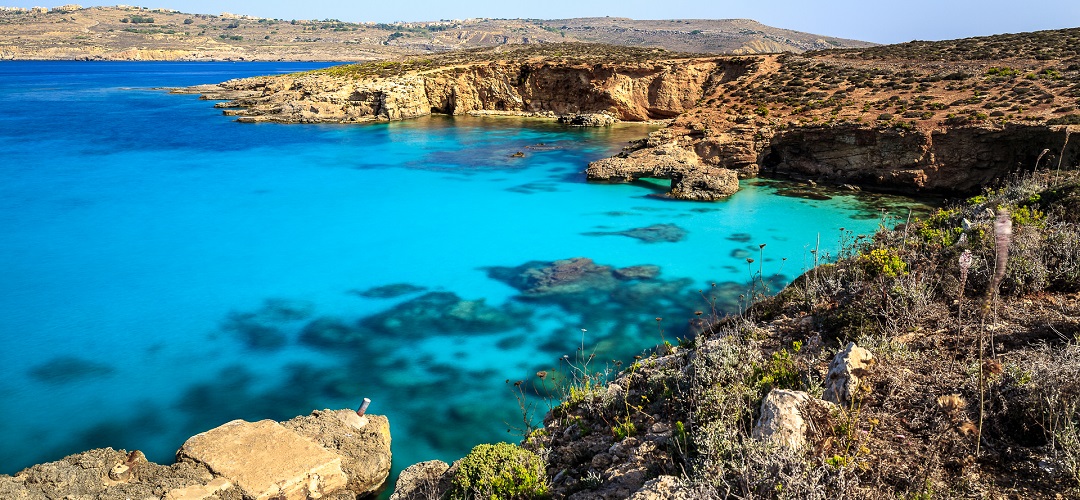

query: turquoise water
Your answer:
[0,62,923,480]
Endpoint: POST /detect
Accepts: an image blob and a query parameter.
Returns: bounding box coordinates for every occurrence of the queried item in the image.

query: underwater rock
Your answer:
[730,248,752,260]
[726,232,753,243]
[220,311,287,350]
[582,223,688,243]
[613,265,662,281]
[299,316,366,348]
[28,356,115,384]
[610,278,694,307]
[255,298,315,322]
[361,292,526,336]
[775,187,833,200]
[350,283,427,299]
[486,257,620,297]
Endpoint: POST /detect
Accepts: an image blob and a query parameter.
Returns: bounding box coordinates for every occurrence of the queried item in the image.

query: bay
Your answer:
[0,61,925,479]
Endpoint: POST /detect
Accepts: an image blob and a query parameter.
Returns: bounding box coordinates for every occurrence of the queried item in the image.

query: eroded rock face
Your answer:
[752,389,811,451]
[823,342,875,405]
[0,448,216,500]
[282,410,392,498]
[759,123,1080,194]
[199,59,738,125]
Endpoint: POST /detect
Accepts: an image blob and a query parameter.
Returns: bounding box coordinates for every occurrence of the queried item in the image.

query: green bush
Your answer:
[859,247,908,278]
[450,443,549,500]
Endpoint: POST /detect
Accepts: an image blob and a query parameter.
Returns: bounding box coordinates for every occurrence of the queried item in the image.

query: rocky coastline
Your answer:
[181,38,1080,202]
[4,28,1080,500]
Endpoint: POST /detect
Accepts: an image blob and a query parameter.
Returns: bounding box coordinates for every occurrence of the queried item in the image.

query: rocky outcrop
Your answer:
[0,409,392,500]
[823,342,876,405]
[185,40,1080,199]
[281,410,392,498]
[558,112,619,127]
[178,419,349,500]
[751,389,813,451]
[192,57,746,126]
[587,140,740,200]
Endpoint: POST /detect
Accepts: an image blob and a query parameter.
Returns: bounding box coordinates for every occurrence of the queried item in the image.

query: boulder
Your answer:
[389,460,451,500]
[752,389,811,451]
[558,112,618,127]
[629,475,696,500]
[669,166,740,201]
[177,419,349,500]
[823,342,875,405]
[282,409,392,498]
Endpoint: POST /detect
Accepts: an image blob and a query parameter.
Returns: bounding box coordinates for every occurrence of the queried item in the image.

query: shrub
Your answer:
[450,443,549,500]
[859,247,908,278]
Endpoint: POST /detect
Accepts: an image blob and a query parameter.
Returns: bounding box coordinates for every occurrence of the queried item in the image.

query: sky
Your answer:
[4,0,1078,44]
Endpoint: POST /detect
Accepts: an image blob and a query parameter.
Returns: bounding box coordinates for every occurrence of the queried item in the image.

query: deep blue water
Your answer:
[0,61,925,481]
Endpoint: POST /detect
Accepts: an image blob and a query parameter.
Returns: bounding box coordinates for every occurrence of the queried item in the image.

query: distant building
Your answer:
[30,6,48,14]
[51,4,83,12]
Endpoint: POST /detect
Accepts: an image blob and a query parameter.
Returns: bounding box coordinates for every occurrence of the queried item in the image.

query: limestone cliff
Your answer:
[194,57,742,124]
[189,33,1080,199]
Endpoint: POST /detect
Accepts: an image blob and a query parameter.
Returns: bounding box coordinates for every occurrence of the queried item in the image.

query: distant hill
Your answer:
[0,5,875,61]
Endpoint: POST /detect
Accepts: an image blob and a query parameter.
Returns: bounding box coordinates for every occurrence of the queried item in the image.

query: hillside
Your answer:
[0,5,874,61]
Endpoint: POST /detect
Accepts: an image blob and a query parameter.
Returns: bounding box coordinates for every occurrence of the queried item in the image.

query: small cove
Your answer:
[0,61,931,481]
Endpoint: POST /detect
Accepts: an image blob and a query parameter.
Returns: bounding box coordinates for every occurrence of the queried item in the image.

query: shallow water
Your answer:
[0,61,927,480]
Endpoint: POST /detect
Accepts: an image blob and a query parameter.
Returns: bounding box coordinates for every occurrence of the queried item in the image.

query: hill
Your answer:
[0,5,874,61]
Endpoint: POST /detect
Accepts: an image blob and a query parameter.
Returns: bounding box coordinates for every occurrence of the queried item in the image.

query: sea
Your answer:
[0,61,927,484]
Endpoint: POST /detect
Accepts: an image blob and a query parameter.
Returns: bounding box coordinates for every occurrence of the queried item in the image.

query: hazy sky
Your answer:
[7,0,1078,44]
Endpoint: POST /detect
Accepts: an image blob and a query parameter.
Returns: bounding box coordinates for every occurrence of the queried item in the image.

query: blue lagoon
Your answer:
[0,61,925,478]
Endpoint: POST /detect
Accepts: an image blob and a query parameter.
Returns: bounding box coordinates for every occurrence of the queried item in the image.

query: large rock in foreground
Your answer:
[177,419,349,500]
